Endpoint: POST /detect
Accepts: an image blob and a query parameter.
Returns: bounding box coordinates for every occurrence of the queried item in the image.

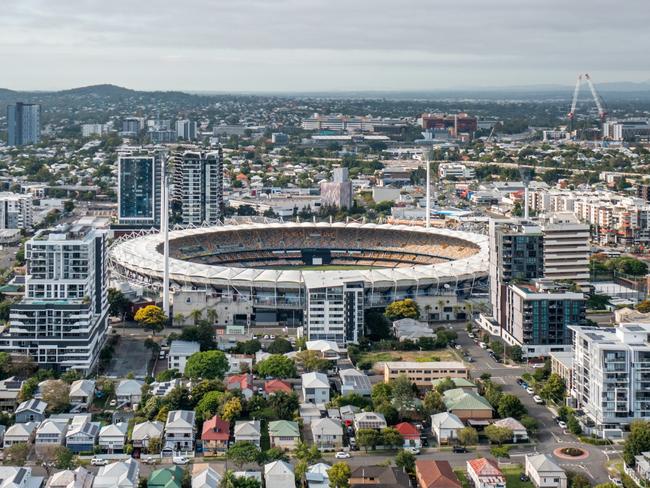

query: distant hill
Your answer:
[56,84,136,97]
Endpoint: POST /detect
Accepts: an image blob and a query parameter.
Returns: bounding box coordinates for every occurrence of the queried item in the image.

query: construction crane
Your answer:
[567,73,608,129]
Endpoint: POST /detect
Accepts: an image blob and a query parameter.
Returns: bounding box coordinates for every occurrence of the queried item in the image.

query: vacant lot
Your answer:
[358,350,461,373]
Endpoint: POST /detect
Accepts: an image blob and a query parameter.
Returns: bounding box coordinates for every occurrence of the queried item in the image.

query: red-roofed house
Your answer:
[467,458,505,488]
[264,379,292,397]
[227,374,254,399]
[416,460,461,488]
[201,416,230,455]
[395,422,421,448]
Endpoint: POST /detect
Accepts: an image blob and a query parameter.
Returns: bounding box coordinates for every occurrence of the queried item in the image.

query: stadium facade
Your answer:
[109,222,489,345]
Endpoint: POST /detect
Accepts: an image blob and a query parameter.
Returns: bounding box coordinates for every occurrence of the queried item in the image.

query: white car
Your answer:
[406,447,421,455]
[172,456,190,465]
[91,458,108,466]
[526,387,535,395]
[479,342,487,349]
[109,399,117,407]
[142,456,157,465]
[609,476,623,487]
[455,345,462,350]
[335,451,351,459]
[533,395,544,404]
[558,420,568,429]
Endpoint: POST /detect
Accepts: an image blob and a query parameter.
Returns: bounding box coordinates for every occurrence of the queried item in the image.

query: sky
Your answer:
[2,0,650,92]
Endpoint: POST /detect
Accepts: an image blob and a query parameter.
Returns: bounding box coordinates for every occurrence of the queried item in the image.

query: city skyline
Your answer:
[2,0,650,92]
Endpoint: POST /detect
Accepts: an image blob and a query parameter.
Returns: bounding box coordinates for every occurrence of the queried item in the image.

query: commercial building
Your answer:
[117,153,163,228]
[172,149,224,225]
[539,213,590,286]
[0,192,33,229]
[603,119,650,141]
[176,120,197,140]
[7,102,41,146]
[0,225,108,373]
[502,279,586,357]
[383,361,468,388]
[570,323,650,438]
[420,113,478,137]
[438,163,475,180]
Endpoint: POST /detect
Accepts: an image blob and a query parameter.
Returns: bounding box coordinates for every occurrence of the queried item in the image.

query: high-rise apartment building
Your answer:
[7,102,41,146]
[570,324,650,438]
[172,149,224,225]
[117,154,162,228]
[121,117,142,136]
[0,225,108,373]
[320,167,353,209]
[539,212,591,286]
[0,192,33,229]
[176,120,197,141]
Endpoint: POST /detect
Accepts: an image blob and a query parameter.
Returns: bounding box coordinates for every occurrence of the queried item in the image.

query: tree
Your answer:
[0,301,12,324]
[624,420,650,465]
[540,373,566,403]
[395,450,416,474]
[594,484,618,488]
[328,462,351,488]
[294,441,321,464]
[255,355,297,378]
[294,350,331,373]
[374,401,399,426]
[484,425,513,445]
[221,397,243,422]
[365,309,392,340]
[185,350,229,380]
[520,415,539,434]
[391,375,416,416]
[422,390,445,416]
[497,394,526,419]
[434,377,456,394]
[457,427,478,446]
[189,309,203,325]
[637,300,650,313]
[268,391,299,420]
[134,305,167,334]
[108,288,130,320]
[4,442,30,464]
[380,427,403,449]
[148,436,162,454]
[267,338,293,354]
[483,381,503,408]
[568,472,591,488]
[0,351,11,379]
[332,393,372,410]
[371,382,392,406]
[178,322,217,351]
[238,339,262,355]
[196,391,225,421]
[294,459,309,487]
[509,345,523,362]
[54,445,75,469]
[357,428,381,452]
[41,379,70,412]
[385,298,420,321]
[226,441,261,468]
[567,415,582,435]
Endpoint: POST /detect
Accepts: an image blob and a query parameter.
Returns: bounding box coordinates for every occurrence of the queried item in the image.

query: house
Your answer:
[168,340,200,374]
[264,461,295,488]
[302,372,330,404]
[395,422,421,448]
[46,466,94,488]
[392,318,436,342]
[201,416,230,455]
[15,399,47,423]
[65,417,99,453]
[493,417,528,443]
[99,422,128,453]
[339,369,372,397]
[131,420,164,451]
[192,465,222,488]
[416,460,462,488]
[443,389,493,420]
[148,466,184,488]
[525,454,568,488]
[466,458,506,488]
[354,412,387,431]
[227,354,254,375]
[234,420,261,447]
[306,340,342,359]
[264,379,293,396]
[268,420,300,449]
[299,403,323,425]
[93,459,140,488]
[431,378,477,392]
[149,379,181,398]
[165,410,196,451]
[307,463,331,488]
[35,419,68,447]
[0,376,23,412]
[226,374,254,399]
[340,405,360,423]
[349,466,411,487]
[0,467,43,488]
[115,379,144,406]
[3,422,38,447]
[69,379,95,409]
[431,412,464,445]
[311,418,343,450]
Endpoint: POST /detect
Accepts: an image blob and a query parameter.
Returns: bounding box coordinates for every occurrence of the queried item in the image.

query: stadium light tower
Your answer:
[425,149,433,228]
[160,152,171,316]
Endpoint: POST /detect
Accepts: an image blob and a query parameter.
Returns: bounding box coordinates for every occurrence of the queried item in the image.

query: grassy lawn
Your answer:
[453,469,471,488]
[502,466,534,488]
[359,350,461,372]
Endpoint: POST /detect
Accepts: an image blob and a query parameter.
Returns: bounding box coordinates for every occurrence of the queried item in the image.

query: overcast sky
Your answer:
[2,0,649,92]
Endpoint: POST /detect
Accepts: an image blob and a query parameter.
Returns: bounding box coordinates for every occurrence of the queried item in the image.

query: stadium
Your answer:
[109,222,489,343]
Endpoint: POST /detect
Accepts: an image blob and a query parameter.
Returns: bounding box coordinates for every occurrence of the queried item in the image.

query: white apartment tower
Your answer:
[176,120,197,140]
[0,225,109,373]
[0,192,33,229]
[540,212,591,286]
[172,149,224,225]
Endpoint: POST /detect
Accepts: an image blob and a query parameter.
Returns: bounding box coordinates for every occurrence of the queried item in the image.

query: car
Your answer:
[142,456,157,465]
[609,477,623,487]
[521,382,528,389]
[263,335,270,339]
[533,395,544,404]
[558,420,568,429]
[526,387,535,395]
[520,474,530,482]
[455,344,462,350]
[452,446,468,453]
[406,447,421,455]
[466,356,474,363]
[335,451,351,459]
[91,458,108,466]
[479,342,487,349]
[109,399,117,407]
[158,351,166,359]
[172,456,190,465]
[348,437,356,446]
[516,378,524,385]
[270,335,275,339]
[257,387,264,394]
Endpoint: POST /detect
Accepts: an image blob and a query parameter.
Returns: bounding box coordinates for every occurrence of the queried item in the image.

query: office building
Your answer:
[0,225,109,373]
[438,163,475,180]
[176,120,197,141]
[7,102,41,146]
[502,279,586,357]
[304,278,363,346]
[539,212,590,286]
[570,323,650,438]
[0,192,33,229]
[117,154,162,227]
[383,361,469,388]
[420,112,478,136]
[171,149,224,225]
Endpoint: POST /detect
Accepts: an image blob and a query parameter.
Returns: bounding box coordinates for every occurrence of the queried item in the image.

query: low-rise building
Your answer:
[307,463,331,488]
[443,389,493,420]
[525,454,567,488]
[15,399,47,423]
[353,412,387,431]
[99,422,128,453]
[226,374,254,399]
[35,419,68,447]
[168,341,200,374]
[0,467,43,488]
[116,379,144,406]
[65,417,99,453]
[310,418,343,450]
[549,352,574,392]
[264,461,294,488]
[395,422,421,448]
[201,416,230,455]
[69,379,95,409]
[268,420,301,449]
[302,372,330,404]
[93,459,139,488]
[47,466,94,488]
[493,417,528,443]
[132,420,164,452]
[264,379,292,396]
[165,410,196,452]
[3,421,37,447]
[192,465,221,488]
[383,362,468,388]
[430,412,464,445]
[149,466,184,488]
[339,369,372,397]
[466,458,506,488]
[349,466,411,487]
[0,376,23,412]
[392,318,436,342]
[234,420,261,447]
[416,460,462,488]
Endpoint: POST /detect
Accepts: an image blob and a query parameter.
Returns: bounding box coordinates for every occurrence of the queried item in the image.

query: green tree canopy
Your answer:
[255,355,297,378]
[624,420,650,465]
[385,298,420,321]
[484,425,513,445]
[497,394,527,419]
[395,450,416,474]
[328,462,351,488]
[185,350,229,380]
[226,441,261,468]
[267,338,293,354]
[457,427,479,446]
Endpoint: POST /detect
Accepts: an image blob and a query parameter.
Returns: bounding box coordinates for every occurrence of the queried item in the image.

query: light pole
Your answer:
[425,155,431,229]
